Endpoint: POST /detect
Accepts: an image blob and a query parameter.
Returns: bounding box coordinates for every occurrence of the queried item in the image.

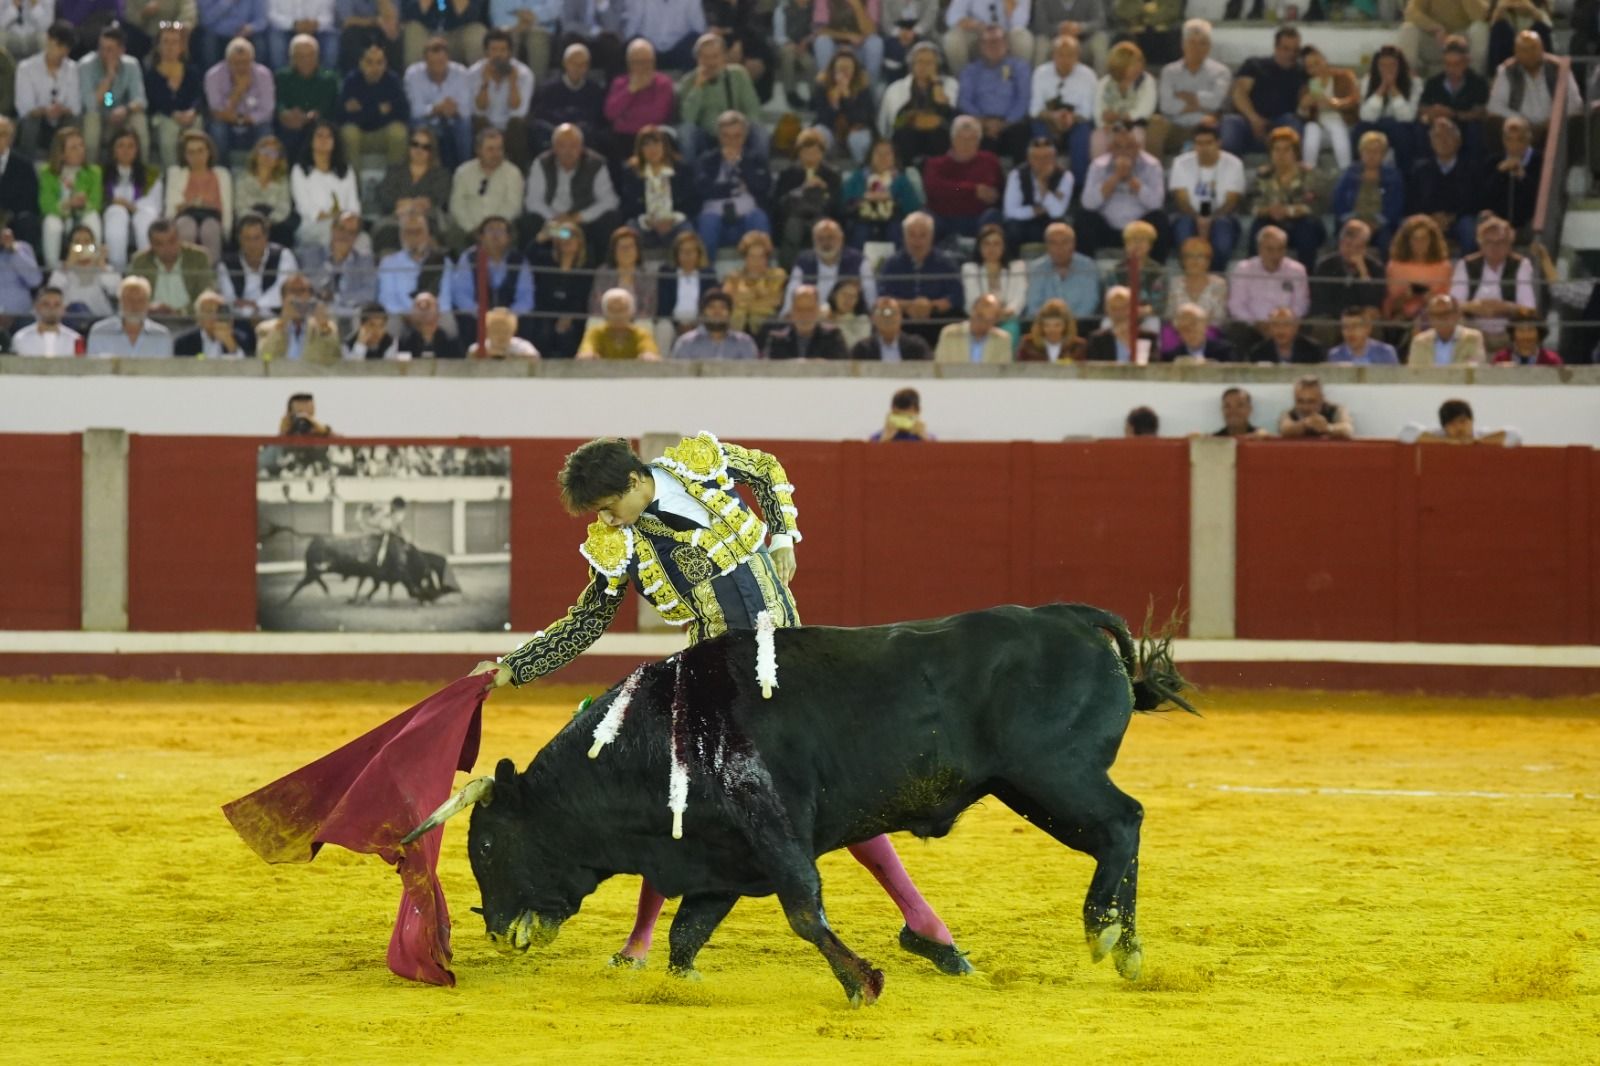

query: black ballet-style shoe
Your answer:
[898,925,974,976]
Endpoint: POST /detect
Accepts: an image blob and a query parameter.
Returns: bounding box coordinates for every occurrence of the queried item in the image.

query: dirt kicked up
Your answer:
[4,680,1598,1065]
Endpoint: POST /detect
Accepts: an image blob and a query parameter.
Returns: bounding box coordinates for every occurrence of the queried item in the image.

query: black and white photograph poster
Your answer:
[256,444,512,632]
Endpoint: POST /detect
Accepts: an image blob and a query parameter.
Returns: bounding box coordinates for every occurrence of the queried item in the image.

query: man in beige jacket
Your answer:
[1407,293,1487,366]
[257,273,342,363]
[934,293,1015,363]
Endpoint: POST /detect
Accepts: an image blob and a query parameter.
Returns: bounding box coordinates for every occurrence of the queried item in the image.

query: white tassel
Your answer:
[669,759,689,839]
[756,610,778,699]
[588,666,644,759]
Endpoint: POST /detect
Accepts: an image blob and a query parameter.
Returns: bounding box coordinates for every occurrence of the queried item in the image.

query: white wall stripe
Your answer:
[1,632,1597,668]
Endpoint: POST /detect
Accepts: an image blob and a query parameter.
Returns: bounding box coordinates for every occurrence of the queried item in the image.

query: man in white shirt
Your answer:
[1001,136,1073,248]
[0,0,51,61]
[1156,19,1231,158]
[522,122,619,247]
[1450,214,1537,350]
[9,286,80,356]
[781,217,877,314]
[1486,29,1581,139]
[943,0,1032,74]
[1168,117,1244,270]
[449,126,526,236]
[1030,32,1097,184]
[405,36,474,166]
[469,28,536,168]
[15,22,78,161]
[216,213,298,320]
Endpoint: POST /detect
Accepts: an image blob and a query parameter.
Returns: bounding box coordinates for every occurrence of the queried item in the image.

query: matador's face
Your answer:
[593,471,655,529]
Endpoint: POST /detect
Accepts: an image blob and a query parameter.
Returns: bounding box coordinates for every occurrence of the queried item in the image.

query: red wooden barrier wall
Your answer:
[0,434,80,629]
[112,437,1191,637]
[1235,442,1599,645]
[14,434,1594,645]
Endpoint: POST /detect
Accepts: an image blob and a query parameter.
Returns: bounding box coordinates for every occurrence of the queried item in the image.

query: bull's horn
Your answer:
[400,776,494,845]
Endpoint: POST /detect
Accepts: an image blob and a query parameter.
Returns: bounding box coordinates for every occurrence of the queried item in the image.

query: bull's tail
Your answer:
[1067,602,1197,716]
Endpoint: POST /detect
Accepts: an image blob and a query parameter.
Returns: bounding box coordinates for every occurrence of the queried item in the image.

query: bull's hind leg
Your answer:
[666,892,739,979]
[994,774,1145,980]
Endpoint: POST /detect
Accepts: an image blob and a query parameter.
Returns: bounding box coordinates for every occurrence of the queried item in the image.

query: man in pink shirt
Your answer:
[1226,224,1310,352]
[920,114,1003,240]
[601,39,676,165]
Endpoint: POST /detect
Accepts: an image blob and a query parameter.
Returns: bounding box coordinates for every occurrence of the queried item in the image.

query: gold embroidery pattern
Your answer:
[749,550,801,627]
[688,577,727,645]
[671,543,716,584]
[634,535,696,627]
[722,441,801,542]
[502,573,625,685]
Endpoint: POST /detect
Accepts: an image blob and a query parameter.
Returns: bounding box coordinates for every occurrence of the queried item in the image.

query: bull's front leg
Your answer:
[666,892,739,979]
[776,870,885,1008]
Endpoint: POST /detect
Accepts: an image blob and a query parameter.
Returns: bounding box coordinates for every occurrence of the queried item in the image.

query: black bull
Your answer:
[282,534,458,605]
[411,602,1193,1005]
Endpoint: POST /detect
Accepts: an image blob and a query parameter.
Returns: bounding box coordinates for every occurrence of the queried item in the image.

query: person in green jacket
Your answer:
[677,33,764,162]
[39,126,105,270]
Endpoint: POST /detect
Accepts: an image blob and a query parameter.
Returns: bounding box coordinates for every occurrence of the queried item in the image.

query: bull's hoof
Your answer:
[1113,935,1144,981]
[898,926,974,976]
[1087,921,1123,964]
[667,964,702,982]
[846,967,886,1008]
[608,951,647,970]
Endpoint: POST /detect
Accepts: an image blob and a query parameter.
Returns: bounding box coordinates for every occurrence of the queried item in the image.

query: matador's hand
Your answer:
[771,547,797,585]
[471,660,512,689]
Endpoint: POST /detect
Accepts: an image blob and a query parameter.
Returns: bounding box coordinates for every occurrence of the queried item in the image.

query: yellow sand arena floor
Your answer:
[4,681,1598,1065]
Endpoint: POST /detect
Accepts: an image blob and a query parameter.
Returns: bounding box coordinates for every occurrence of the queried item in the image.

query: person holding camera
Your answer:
[257,272,342,362]
[278,391,334,435]
[469,28,535,168]
[871,386,932,441]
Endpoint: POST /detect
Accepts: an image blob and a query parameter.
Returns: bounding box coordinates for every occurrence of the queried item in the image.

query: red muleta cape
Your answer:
[223,675,490,986]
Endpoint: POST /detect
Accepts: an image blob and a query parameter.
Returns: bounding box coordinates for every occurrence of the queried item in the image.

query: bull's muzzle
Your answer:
[487,910,558,955]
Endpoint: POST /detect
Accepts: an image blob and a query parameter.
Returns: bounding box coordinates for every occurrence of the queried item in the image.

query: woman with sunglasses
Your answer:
[373,128,456,255]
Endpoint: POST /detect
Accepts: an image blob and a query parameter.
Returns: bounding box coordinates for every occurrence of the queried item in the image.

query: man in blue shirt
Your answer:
[198,0,268,67]
[490,0,565,79]
[1025,221,1102,325]
[957,25,1031,162]
[448,214,535,336]
[877,211,963,347]
[1221,25,1305,157]
[340,42,411,166]
[1326,306,1399,365]
[86,277,175,357]
[624,0,704,70]
[378,212,453,313]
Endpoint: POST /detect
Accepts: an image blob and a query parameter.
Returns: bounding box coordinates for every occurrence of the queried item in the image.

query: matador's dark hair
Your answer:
[558,438,650,514]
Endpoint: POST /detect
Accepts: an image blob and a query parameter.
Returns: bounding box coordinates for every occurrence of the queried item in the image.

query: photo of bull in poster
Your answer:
[255,444,512,633]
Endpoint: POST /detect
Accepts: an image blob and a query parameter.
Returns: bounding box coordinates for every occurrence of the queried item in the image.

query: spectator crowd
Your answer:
[0,1,1590,364]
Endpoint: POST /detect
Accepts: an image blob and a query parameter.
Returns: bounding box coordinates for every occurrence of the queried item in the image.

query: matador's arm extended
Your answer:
[499,570,626,686]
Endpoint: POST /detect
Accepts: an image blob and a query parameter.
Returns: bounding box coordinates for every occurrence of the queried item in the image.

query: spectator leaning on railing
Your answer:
[1278,375,1354,440]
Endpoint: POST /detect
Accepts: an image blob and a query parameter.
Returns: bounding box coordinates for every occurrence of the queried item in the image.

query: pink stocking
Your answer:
[619,879,668,959]
[848,834,952,945]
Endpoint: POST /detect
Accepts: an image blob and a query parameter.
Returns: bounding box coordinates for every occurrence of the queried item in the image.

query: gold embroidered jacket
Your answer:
[500,432,801,685]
